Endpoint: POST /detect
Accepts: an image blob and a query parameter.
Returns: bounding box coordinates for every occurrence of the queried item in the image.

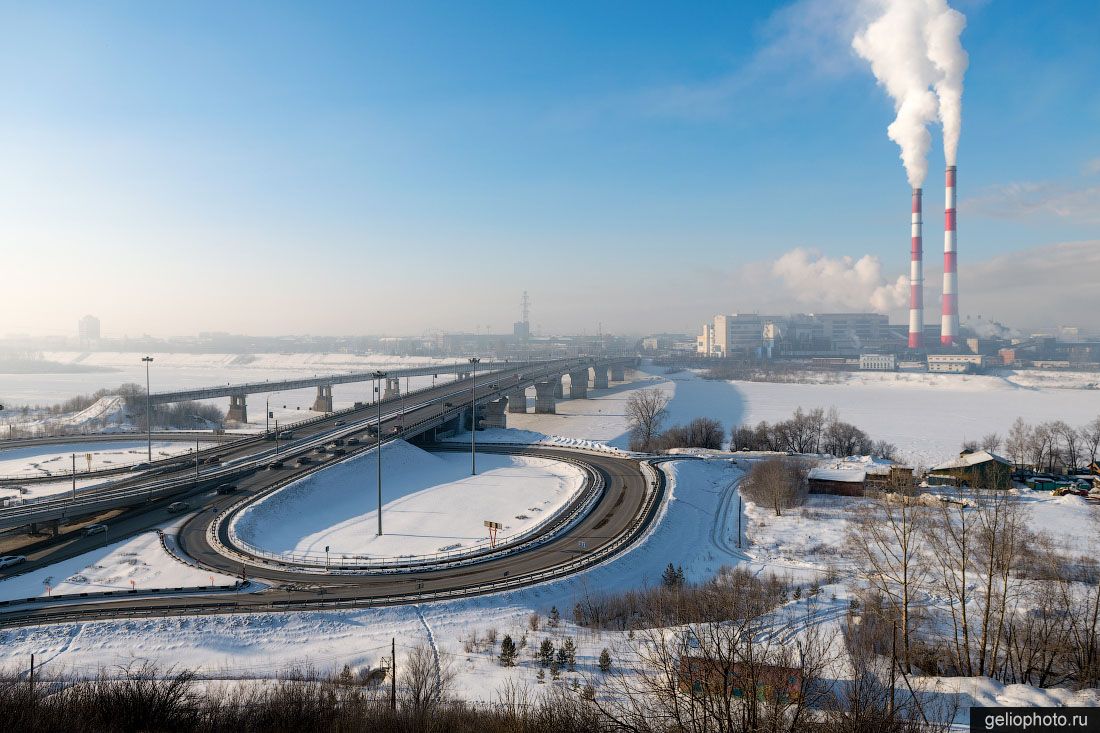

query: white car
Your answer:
[0,555,27,569]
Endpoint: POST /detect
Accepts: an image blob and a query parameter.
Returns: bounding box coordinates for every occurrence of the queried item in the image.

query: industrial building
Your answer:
[696,312,891,358]
[927,353,984,373]
[859,353,897,371]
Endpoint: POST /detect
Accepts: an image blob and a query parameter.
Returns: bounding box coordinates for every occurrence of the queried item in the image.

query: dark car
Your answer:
[267,461,284,470]
[215,483,237,495]
[346,437,360,446]
[331,448,347,457]
[297,456,313,466]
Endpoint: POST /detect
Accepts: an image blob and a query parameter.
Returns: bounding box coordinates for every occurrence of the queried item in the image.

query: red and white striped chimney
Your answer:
[908,188,923,349]
[941,165,959,346]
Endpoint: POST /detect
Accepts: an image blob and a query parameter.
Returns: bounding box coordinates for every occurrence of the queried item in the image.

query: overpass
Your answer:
[143,357,627,422]
[0,355,637,534]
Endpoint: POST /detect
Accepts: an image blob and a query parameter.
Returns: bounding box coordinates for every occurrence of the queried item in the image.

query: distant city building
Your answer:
[696,312,890,357]
[859,353,897,371]
[927,353,984,373]
[78,315,101,346]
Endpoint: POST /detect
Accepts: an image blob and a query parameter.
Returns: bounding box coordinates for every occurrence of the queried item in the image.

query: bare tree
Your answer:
[1005,417,1032,469]
[660,417,724,451]
[980,432,1002,453]
[847,490,928,672]
[740,458,808,517]
[626,388,670,452]
[1082,416,1100,467]
[400,644,455,717]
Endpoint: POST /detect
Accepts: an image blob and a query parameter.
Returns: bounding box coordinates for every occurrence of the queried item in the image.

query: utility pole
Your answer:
[373,371,387,536]
[390,637,397,711]
[29,653,34,700]
[469,357,480,475]
[142,356,154,461]
[737,496,742,549]
[72,454,76,501]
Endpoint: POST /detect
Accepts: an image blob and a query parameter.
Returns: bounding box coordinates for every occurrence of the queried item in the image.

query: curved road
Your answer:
[0,447,662,628]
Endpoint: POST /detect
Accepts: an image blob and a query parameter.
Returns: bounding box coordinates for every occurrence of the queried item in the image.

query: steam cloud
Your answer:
[853,0,969,183]
[772,248,908,312]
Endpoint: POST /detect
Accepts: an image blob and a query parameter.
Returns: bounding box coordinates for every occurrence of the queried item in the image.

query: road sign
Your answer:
[484,520,502,548]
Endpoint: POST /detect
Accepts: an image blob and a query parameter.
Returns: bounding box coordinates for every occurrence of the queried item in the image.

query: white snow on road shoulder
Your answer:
[0,530,237,602]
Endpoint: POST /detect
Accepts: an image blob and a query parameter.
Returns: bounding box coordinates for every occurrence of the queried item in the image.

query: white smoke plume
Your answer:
[772,248,908,312]
[853,0,968,183]
[926,6,968,165]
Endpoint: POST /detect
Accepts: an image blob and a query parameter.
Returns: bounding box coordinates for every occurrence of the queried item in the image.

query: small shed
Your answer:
[808,467,866,497]
[930,450,1013,490]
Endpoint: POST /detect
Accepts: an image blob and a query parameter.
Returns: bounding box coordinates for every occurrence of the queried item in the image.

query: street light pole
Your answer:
[469,357,480,475]
[142,356,154,461]
[373,370,387,536]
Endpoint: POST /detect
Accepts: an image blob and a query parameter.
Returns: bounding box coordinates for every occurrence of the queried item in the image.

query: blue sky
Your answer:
[1,0,1098,337]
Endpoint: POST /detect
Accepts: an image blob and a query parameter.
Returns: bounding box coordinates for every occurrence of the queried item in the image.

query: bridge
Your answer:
[0,355,637,534]
[143,357,632,423]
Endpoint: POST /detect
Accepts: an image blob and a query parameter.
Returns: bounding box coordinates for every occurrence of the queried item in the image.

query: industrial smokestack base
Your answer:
[908,187,924,349]
[941,166,959,346]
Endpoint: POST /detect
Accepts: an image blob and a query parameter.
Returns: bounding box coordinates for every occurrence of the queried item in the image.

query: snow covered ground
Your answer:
[1,456,1097,720]
[0,528,238,602]
[0,440,217,479]
[231,440,586,561]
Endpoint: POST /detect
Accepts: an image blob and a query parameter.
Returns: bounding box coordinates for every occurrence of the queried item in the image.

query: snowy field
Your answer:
[231,441,586,561]
[1,456,1095,720]
[0,528,238,602]
[0,440,216,479]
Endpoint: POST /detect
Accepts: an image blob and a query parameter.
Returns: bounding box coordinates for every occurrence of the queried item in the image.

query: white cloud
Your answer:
[771,247,908,312]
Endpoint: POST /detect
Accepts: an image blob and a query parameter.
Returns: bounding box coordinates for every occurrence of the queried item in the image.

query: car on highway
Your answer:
[346,437,360,446]
[297,456,313,466]
[83,524,108,536]
[204,455,223,465]
[0,555,27,569]
[278,431,294,440]
[331,448,347,457]
[215,483,237,495]
[167,501,191,513]
[334,420,346,426]
[267,460,284,470]
[130,462,151,471]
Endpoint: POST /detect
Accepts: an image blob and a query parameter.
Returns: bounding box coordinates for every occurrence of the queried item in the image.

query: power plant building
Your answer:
[696,313,890,357]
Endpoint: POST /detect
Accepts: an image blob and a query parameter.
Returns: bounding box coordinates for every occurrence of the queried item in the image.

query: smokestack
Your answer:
[940,165,959,346]
[908,188,923,349]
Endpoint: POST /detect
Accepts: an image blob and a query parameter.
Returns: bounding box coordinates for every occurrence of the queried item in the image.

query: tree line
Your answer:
[626,389,894,460]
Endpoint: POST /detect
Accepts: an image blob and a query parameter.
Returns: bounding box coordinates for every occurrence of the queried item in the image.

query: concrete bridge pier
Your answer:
[506,388,528,413]
[553,377,564,399]
[591,366,609,390]
[611,365,625,382]
[534,381,558,413]
[311,385,334,412]
[568,370,589,399]
[384,378,401,399]
[483,398,507,429]
[227,394,248,423]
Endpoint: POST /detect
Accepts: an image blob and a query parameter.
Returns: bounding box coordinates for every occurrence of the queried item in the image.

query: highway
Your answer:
[0,356,659,628]
[0,357,608,532]
[0,447,661,628]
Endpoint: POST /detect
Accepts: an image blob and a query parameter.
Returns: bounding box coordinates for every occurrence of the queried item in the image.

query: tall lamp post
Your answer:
[190,415,205,482]
[372,370,387,535]
[468,358,480,475]
[142,356,154,461]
